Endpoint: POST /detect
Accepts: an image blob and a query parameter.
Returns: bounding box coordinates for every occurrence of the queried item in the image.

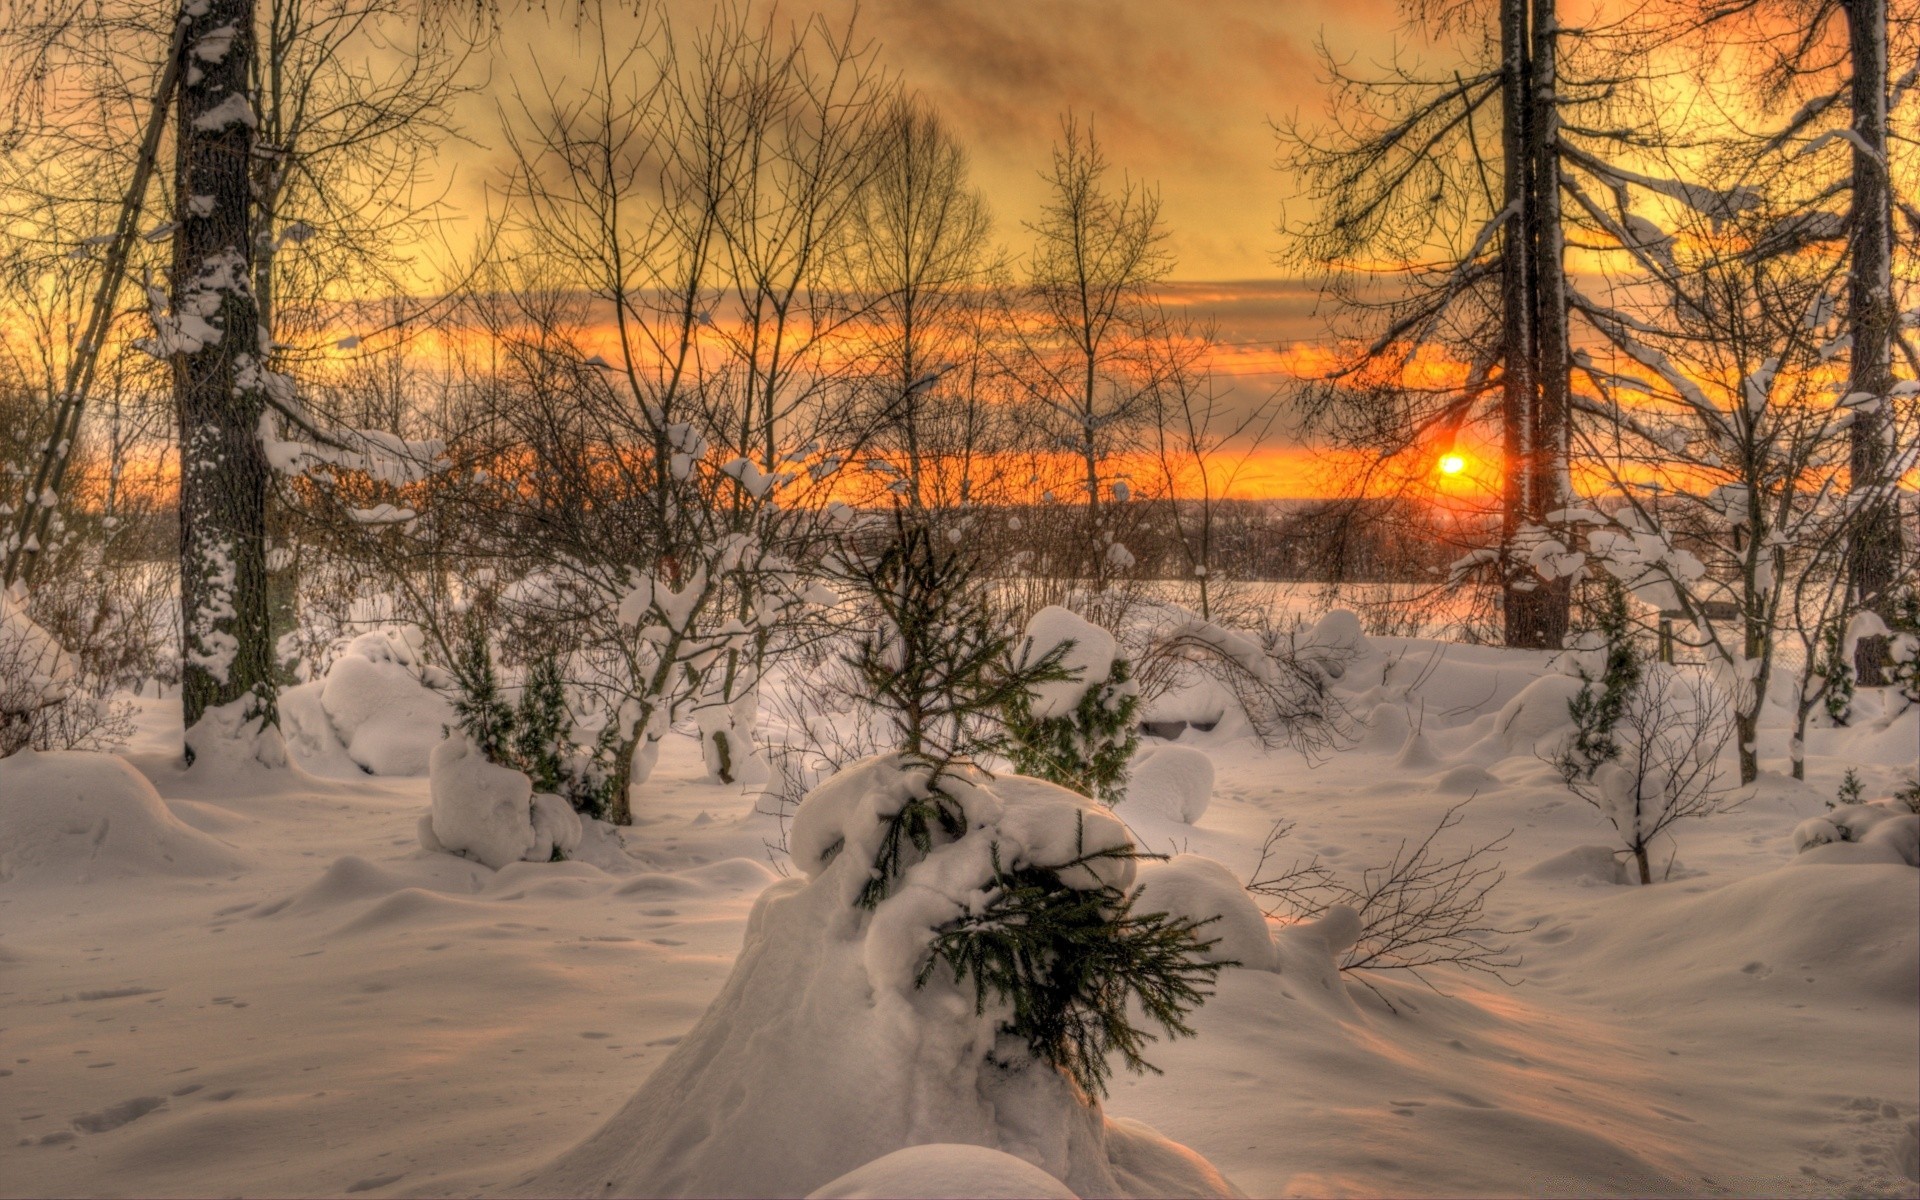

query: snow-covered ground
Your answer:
[2,631,1916,1198]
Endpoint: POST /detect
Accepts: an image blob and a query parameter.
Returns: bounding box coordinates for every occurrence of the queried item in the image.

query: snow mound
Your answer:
[1550,862,1920,1011]
[1524,844,1629,887]
[314,631,454,776]
[1123,745,1213,824]
[1792,800,1919,867]
[515,754,1238,1198]
[0,750,248,883]
[422,735,579,869]
[1462,673,1585,761]
[1020,606,1117,719]
[1299,609,1370,676]
[1133,855,1275,970]
[807,1144,1078,1199]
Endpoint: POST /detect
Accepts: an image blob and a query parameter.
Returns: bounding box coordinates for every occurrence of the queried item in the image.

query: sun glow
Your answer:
[1438,453,1466,476]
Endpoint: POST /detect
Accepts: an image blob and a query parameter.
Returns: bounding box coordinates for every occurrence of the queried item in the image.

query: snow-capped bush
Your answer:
[308,629,454,776]
[1122,744,1213,824]
[1133,854,1273,969]
[0,582,129,759]
[448,631,620,818]
[1003,605,1140,804]
[1791,799,1919,867]
[420,734,580,868]
[515,753,1237,1197]
[1553,666,1737,884]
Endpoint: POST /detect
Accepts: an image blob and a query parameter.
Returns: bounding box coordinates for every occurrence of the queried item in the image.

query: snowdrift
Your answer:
[0,750,249,883]
[1123,745,1214,824]
[280,631,453,777]
[515,755,1241,1199]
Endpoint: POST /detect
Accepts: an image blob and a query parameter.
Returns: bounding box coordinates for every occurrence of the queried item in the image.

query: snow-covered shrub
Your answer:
[1002,605,1140,804]
[313,629,455,775]
[1121,744,1213,824]
[1247,808,1524,1003]
[516,753,1239,1197]
[1552,666,1738,885]
[1791,799,1919,867]
[1142,607,1355,758]
[1561,577,1642,780]
[1132,854,1273,968]
[0,749,249,883]
[0,582,131,758]
[448,629,618,818]
[420,733,581,868]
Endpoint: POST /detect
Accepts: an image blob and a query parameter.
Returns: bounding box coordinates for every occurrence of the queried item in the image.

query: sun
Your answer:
[1438,453,1466,476]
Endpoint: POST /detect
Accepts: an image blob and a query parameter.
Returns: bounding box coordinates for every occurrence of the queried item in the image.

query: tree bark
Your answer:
[1497,0,1573,651]
[174,0,277,747]
[1499,0,1542,648]
[1843,0,1901,685]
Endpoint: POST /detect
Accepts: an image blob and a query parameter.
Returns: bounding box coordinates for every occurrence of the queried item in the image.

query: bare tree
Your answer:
[1012,115,1171,592]
[1147,321,1277,621]
[846,95,999,512]
[1552,666,1739,884]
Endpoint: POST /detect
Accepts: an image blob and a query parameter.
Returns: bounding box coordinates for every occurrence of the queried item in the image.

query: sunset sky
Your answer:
[471,0,1414,287]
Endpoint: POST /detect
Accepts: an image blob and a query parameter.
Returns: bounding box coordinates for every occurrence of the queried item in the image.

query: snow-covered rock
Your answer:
[1122,744,1214,824]
[423,735,536,869]
[0,750,249,883]
[1020,606,1118,719]
[806,1144,1078,1199]
[513,753,1238,1198]
[313,631,454,776]
[1133,854,1274,970]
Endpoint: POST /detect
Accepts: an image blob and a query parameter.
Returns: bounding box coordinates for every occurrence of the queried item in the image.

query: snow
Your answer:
[1132,854,1275,970]
[424,735,539,869]
[1122,744,1214,823]
[2,620,1915,1198]
[190,92,256,131]
[513,753,1234,1198]
[806,1144,1077,1198]
[0,750,248,882]
[1019,605,1118,719]
[283,631,455,777]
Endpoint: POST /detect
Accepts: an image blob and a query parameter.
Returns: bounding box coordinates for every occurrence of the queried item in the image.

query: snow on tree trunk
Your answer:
[172,0,277,757]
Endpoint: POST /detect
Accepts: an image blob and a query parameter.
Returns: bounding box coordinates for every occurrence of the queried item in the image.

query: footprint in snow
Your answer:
[344,1173,406,1193]
[70,1096,165,1133]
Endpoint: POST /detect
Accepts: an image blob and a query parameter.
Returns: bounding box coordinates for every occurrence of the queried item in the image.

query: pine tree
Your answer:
[836,509,1225,1098]
[451,627,513,764]
[840,508,1071,768]
[1817,617,1856,727]
[1002,651,1141,805]
[920,817,1223,1099]
[1560,578,1643,782]
[515,656,573,795]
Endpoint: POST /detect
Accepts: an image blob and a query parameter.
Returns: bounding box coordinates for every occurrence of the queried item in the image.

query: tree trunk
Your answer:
[1736,708,1759,787]
[1519,0,1572,651]
[1498,0,1543,647]
[1632,843,1651,886]
[1843,0,1900,685]
[174,0,277,749]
